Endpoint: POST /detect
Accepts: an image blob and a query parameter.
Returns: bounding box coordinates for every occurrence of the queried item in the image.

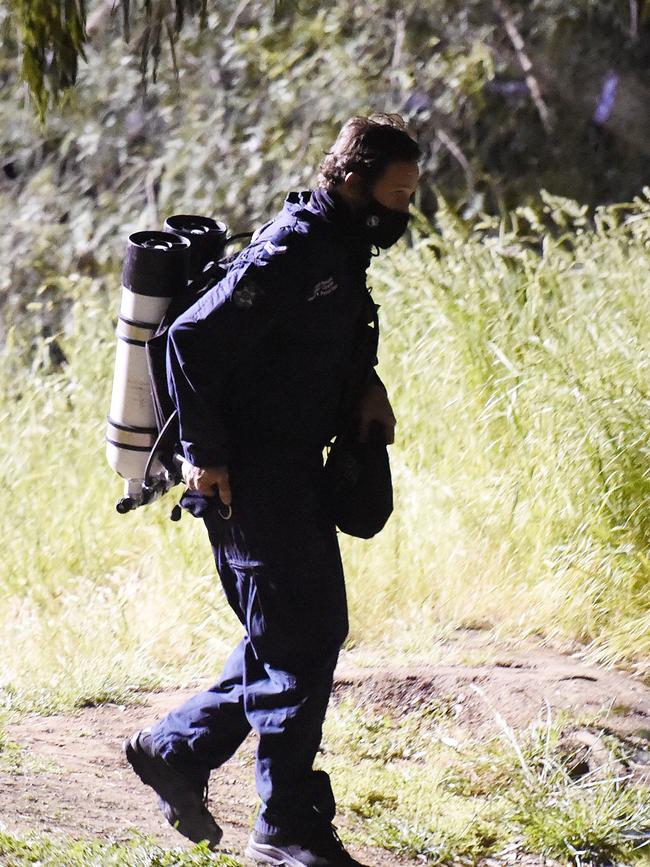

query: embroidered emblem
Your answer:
[307,276,338,302]
[232,277,261,309]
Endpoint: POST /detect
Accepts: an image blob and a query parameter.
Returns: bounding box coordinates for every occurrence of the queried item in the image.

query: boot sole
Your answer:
[245,841,305,865]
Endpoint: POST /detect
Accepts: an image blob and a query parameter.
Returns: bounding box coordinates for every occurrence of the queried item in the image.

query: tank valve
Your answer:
[170,504,182,522]
[116,497,135,514]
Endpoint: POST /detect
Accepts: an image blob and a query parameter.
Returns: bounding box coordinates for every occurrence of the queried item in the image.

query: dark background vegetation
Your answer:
[1,0,649,348]
[6,1,650,204]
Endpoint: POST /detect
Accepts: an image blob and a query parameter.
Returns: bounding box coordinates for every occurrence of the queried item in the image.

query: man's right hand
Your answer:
[181,461,232,505]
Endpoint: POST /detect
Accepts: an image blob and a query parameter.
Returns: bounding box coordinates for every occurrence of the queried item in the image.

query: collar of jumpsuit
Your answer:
[282,187,394,259]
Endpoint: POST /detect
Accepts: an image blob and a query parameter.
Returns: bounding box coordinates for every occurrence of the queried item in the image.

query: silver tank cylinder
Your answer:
[106,230,190,498]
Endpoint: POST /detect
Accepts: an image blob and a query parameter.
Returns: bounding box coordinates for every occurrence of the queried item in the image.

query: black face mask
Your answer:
[361,197,410,248]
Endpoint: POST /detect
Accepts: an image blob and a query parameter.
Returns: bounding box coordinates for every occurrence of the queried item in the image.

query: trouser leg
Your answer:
[246,644,340,835]
[214,450,348,834]
[149,449,348,833]
[150,637,252,777]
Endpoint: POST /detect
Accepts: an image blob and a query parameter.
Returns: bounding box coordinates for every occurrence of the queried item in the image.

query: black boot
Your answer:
[123,728,222,850]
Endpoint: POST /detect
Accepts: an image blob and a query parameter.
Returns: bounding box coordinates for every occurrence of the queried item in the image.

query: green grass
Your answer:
[0,716,23,774]
[323,698,650,865]
[2,196,650,710]
[0,832,242,866]
[346,194,650,668]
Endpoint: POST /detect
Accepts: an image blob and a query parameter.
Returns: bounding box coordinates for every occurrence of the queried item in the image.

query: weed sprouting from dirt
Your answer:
[0,717,22,775]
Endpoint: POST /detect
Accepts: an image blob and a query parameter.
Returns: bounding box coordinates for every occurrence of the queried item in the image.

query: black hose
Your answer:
[143,410,179,485]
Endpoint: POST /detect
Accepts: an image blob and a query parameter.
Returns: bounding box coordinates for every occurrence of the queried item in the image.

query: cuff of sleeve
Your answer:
[181,442,229,468]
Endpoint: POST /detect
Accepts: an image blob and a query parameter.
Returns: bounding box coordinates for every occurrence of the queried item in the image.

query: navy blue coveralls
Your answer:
[150,188,380,837]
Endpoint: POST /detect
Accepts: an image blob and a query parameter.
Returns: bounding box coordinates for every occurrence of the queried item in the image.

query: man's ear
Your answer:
[343,171,364,191]
[341,171,368,206]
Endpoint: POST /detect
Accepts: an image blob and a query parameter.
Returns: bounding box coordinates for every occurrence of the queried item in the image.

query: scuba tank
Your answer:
[106,229,190,514]
[106,215,229,515]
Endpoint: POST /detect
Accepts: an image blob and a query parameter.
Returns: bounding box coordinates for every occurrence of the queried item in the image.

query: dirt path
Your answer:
[1,631,649,865]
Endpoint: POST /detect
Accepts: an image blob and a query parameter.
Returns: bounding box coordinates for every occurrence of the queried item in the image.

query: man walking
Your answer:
[124,114,420,866]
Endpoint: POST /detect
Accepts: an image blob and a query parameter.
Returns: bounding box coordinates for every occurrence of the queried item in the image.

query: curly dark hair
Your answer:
[318,114,420,189]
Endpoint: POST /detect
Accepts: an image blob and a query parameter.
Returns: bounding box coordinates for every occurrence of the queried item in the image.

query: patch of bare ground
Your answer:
[1,630,649,865]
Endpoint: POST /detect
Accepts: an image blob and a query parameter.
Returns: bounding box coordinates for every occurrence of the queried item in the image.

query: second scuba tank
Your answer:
[163,215,228,283]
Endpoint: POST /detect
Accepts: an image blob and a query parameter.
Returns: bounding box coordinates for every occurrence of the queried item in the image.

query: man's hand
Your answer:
[181,461,232,505]
[358,382,397,444]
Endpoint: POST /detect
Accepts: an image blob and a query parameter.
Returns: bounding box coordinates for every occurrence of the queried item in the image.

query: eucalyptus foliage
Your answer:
[10,0,86,118]
[5,0,299,117]
[3,0,650,213]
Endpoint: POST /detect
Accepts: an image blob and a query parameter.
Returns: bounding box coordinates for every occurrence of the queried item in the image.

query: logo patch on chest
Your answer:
[307,277,338,302]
